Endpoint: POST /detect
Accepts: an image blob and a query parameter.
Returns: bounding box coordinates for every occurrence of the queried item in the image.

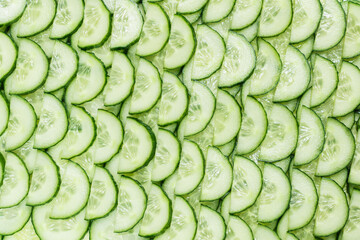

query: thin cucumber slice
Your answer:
[235,18,259,42]
[293,106,325,166]
[337,111,355,129]
[88,37,114,68]
[33,206,89,240]
[110,0,143,49]
[333,61,360,117]
[258,0,292,37]
[194,205,226,240]
[164,15,196,69]
[183,10,202,24]
[0,153,4,187]
[313,0,346,51]
[85,167,117,220]
[236,96,267,155]
[249,39,282,96]
[114,176,147,233]
[342,189,360,240]
[200,147,232,201]
[103,52,134,106]
[290,0,322,43]
[50,0,84,39]
[0,32,17,81]
[177,0,208,14]
[158,72,188,126]
[220,193,230,222]
[225,215,253,240]
[175,139,205,195]
[65,51,106,105]
[288,169,318,230]
[259,104,298,162]
[254,225,280,240]
[49,106,96,159]
[191,24,225,80]
[3,96,36,151]
[139,184,172,237]
[276,209,288,239]
[15,0,56,37]
[0,200,32,236]
[219,32,256,87]
[230,156,262,213]
[27,28,56,58]
[273,45,311,102]
[89,210,120,240]
[310,54,338,108]
[26,151,59,206]
[0,93,9,136]
[50,161,90,219]
[314,178,349,237]
[151,129,181,182]
[6,39,48,95]
[116,117,156,173]
[292,35,314,59]
[77,0,110,49]
[129,58,161,114]
[155,196,197,240]
[202,0,236,23]
[343,2,360,58]
[230,0,262,30]
[3,219,39,240]
[136,3,170,56]
[179,82,216,137]
[44,41,78,93]
[273,157,291,173]
[316,118,355,176]
[258,163,291,222]
[349,129,360,185]
[0,0,26,25]
[218,138,236,156]
[0,153,29,208]
[329,167,348,188]
[33,94,68,149]
[213,89,241,146]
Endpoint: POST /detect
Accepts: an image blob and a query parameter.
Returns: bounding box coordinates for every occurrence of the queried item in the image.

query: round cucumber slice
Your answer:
[225,215,253,240]
[230,0,262,30]
[0,32,17,81]
[0,0,26,25]
[194,205,226,240]
[0,200,32,236]
[0,93,9,136]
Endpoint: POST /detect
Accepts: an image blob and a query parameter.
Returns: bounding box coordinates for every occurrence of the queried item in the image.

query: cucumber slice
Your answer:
[164,15,196,69]
[103,52,134,106]
[202,0,236,23]
[3,219,39,240]
[15,0,56,37]
[183,10,202,23]
[155,196,197,240]
[230,0,262,30]
[0,32,17,81]
[292,35,314,59]
[0,93,9,136]
[274,157,291,173]
[191,24,225,80]
[258,0,292,37]
[290,0,322,43]
[329,167,348,188]
[114,176,147,233]
[177,0,208,14]
[136,3,170,56]
[89,210,120,239]
[316,118,355,176]
[259,104,298,162]
[44,41,78,93]
[212,90,241,146]
[129,58,161,114]
[0,153,29,208]
[258,163,291,222]
[110,0,143,49]
[0,153,4,187]
[314,178,349,237]
[3,96,36,151]
[236,96,267,155]
[50,0,84,39]
[158,72,189,126]
[230,156,262,213]
[33,206,89,240]
[175,139,205,195]
[348,129,360,185]
[288,169,318,230]
[65,51,106,105]
[116,117,156,173]
[0,0,26,25]
[225,215,253,239]
[200,147,232,201]
[235,18,259,43]
[273,45,311,102]
[218,138,236,157]
[50,161,90,219]
[26,151,60,206]
[77,0,110,49]
[85,167,117,220]
[254,225,280,240]
[33,94,68,149]
[248,39,282,96]
[194,205,226,240]
[139,184,172,237]
[293,106,325,166]
[151,129,181,182]
[88,37,114,68]
[6,39,48,95]
[342,189,360,240]
[0,200,32,236]
[28,28,56,58]
[219,32,256,87]
[343,2,360,58]
[313,0,346,51]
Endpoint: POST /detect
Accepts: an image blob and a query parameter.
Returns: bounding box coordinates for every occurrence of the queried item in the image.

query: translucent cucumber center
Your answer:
[196,216,213,240]
[312,68,324,93]
[37,110,55,134]
[240,113,254,137]
[48,53,64,78]
[54,178,76,204]
[290,188,305,209]
[113,5,130,37]
[316,8,333,38]
[166,31,185,57]
[336,71,352,101]
[139,19,161,44]
[7,117,20,135]
[203,161,221,189]
[141,193,160,225]
[117,189,132,216]
[107,65,126,90]
[320,132,338,162]
[297,122,311,148]
[55,0,71,25]
[87,180,106,211]
[233,166,249,197]
[14,52,33,82]
[0,0,11,8]
[159,82,178,117]
[317,194,335,221]
[261,0,280,24]
[94,122,110,148]
[292,0,308,27]
[344,206,360,232]
[260,178,276,204]
[179,154,195,178]
[29,167,46,193]
[222,46,242,75]
[194,40,213,69]
[214,102,228,133]
[154,138,171,165]
[0,167,16,196]
[22,0,41,24]
[82,6,102,37]
[346,14,360,42]
[46,215,78,231]
[77,64,92,89]
[132,73,152,101]
[262,121,285,148]
[187,94,201,123]
[120,129,139,161]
